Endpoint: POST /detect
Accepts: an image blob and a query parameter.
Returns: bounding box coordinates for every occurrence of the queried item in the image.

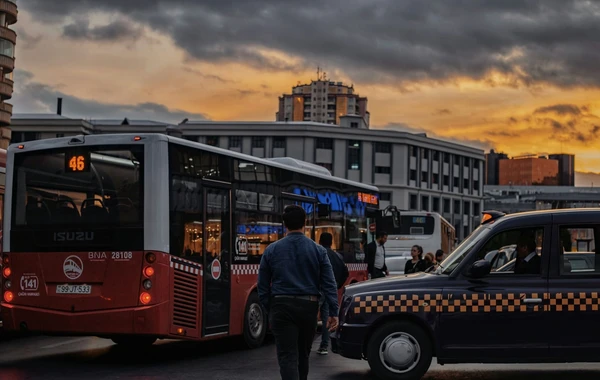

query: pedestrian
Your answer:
[316,232,349,355]
[258,205,340,380]
[365,231,388,279]
[404,245,427,274]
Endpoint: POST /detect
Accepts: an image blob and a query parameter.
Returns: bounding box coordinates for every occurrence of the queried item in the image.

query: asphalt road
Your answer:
[1,333,600,379]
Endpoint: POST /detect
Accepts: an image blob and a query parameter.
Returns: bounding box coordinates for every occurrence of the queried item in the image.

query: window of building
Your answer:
[463,178,470,190]
[421,148,429,159]
[453,177,460,188]
[444,153,450,163]
[410,170,417,181]
[410,146,418,158]
[317,163,333,172]
[348,140,361,170]
[375,166,391,174]
[433,151,440,161]
[273,137,286,149]
[474,180,480,192]
[252,137,265,148]
[421,171,428,182]
[443,199,451,213]
[410,194,418,210]
[350,122,359,128]
[421,196,429,211]
[444,175,449,187]
[433,173,439,185]
[464,201,470,215]
[454,155,460,166]
[375,142,391,153]
[316,138,333,149]
[473,202,481,216]
[380,192,392,202]
[464,226,470,239]
[229,136,242,148]
[432,197,440,212]
[206,136,219,146]
[454,200,461,214]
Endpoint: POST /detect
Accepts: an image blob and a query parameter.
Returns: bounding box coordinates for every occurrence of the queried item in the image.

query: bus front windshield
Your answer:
[437,225,491,275]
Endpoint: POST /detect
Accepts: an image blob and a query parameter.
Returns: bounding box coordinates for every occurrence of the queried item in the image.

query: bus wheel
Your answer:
[243,292,266,349]
[366,321,432,380]
[111,336,157,347]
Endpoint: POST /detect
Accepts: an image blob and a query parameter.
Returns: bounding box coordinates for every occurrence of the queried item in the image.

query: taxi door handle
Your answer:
[523,298,542,304]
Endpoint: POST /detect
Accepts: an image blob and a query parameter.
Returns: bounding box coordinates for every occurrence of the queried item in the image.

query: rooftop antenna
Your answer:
[316,66,321,81]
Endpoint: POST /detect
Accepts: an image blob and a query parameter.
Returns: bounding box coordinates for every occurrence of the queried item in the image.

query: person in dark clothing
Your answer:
[317,232,349,355]
[404,245,427,274]
[435,249,445,264]
[258,205,339,380]
[514,236,541,275]
[365,231,388,279]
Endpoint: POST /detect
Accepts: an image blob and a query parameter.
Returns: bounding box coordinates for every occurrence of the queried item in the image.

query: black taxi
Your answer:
[331,208,600,380]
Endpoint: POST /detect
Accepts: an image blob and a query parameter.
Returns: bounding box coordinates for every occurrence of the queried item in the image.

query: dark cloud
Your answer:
[534,104,586,116]
[20,0,600,88]
[63,18,143,42]
[433,109,452,116]
[488,130,520,137]
[11,70,210,123]
[182,67,233,83]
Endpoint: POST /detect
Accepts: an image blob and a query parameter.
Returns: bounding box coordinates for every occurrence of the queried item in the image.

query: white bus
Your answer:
[377,211,456,275]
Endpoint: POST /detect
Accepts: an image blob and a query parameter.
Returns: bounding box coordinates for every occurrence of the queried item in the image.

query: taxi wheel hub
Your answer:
[379,332,420,373]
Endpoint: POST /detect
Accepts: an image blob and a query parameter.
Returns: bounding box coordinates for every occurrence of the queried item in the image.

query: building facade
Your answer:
[498,155,559,186]
[549,154,575,186]
[0,0,16,149]
[276,78,369,128]
[11,114,485,240]
[484,149,508,185]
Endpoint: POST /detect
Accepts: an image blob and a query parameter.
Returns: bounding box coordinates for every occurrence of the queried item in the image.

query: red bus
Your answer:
[1,134,381,347]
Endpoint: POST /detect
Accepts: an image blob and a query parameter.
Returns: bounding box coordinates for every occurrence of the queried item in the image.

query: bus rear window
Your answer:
[12,146,143,228]
[379,215,435,235]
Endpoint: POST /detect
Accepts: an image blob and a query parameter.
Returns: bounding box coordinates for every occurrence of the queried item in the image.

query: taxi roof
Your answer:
[482,208,600,229]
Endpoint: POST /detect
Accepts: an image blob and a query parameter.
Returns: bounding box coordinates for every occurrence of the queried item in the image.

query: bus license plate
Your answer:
[56,284,92,294]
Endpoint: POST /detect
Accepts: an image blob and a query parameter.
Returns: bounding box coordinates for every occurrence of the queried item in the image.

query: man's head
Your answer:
[376,231,388,245]
[516,235,537,258]
[435,249,444,262]
[319,232,333,248]
[283,204,306,232]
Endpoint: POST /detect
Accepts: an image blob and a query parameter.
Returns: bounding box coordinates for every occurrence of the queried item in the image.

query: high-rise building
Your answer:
[0,0,16,149]
[549,154,575,186]
[499,155,559,186]
[484,149,508,185]
[276,72,369,128]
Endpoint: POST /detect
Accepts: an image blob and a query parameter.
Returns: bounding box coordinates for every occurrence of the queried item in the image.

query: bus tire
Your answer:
[111,336,157,347]
[243,292,266,349]
[366,321,432,380]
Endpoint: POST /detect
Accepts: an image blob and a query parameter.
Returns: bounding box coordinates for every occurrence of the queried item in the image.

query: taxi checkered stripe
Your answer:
[347,263,368,271]
[232,264,259,275]
[170,258,202,276]
[352,292,600,314]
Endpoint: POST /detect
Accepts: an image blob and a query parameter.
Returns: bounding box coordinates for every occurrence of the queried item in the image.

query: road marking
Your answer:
[41,338,89,349]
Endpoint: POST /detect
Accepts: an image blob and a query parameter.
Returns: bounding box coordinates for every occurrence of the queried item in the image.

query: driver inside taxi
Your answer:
[514,236,540,275]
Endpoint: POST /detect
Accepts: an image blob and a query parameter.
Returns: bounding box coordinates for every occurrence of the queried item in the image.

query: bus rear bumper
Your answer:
[0,302,170,336]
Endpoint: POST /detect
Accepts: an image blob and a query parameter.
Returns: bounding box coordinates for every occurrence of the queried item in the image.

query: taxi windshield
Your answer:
[437,225,491,275]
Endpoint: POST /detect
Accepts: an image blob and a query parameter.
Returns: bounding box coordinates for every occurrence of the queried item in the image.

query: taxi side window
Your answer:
[559,225,599,275]
[477,227,544,275]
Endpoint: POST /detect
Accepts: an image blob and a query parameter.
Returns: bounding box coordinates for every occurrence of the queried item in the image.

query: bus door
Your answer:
[283,194,316,241]
[202,183,232,337]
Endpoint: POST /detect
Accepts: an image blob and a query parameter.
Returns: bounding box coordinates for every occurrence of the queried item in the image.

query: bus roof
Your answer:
[7,133,380,193]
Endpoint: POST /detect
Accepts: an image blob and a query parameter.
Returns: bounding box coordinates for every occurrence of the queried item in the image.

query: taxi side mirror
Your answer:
[466,259,491,279]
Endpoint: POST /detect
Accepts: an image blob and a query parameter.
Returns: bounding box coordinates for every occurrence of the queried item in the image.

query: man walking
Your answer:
[258,205,339,380]
[316,232,348,355]
[365,231,388,279]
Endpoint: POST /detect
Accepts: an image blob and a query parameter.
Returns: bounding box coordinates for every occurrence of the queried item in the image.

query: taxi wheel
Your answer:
[243,291,266,349]
[367,321,432,380]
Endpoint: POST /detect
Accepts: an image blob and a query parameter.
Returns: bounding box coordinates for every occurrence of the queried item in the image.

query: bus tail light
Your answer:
[145,252,156,264]
[143,266,155,277]
[3,267,11,278]
[2,255,9,265]
[4,291,13,303]
[140,292,151,305]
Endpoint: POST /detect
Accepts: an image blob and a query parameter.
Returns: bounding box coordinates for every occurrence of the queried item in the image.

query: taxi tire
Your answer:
[367,321,432,380]
[243,291,267,349]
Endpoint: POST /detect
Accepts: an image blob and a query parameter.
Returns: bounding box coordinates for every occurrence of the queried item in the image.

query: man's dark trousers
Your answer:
[269,297,319,380]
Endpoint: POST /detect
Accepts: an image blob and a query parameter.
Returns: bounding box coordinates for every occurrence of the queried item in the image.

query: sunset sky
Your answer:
[10,1,600,178]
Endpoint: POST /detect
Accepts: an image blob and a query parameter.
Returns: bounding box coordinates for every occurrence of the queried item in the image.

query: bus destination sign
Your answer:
[65,151,91,173]
[358,192,378,205]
